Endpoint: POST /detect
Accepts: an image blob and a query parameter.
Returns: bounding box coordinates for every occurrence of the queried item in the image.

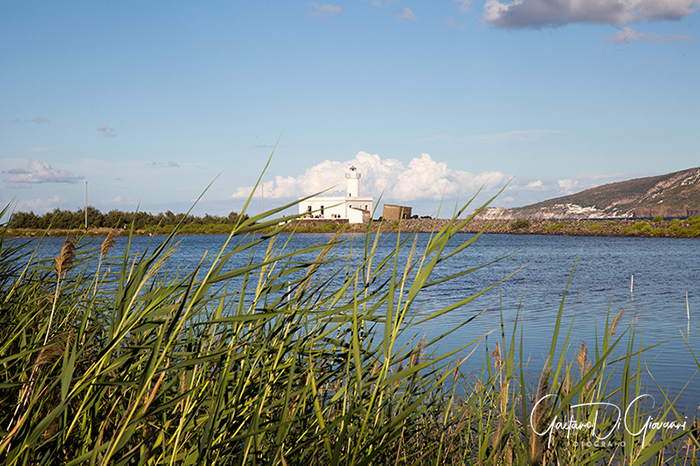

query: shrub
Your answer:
[588,223,601,231]
[652,216,663,223]
[545,223,564,231]
[509,218,530,230]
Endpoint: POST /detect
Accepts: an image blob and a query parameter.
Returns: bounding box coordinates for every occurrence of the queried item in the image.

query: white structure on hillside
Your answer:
[298,166,373,224]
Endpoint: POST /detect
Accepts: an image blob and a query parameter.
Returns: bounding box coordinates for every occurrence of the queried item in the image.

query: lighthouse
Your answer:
[298,165,374,224]
[346,165,360,197]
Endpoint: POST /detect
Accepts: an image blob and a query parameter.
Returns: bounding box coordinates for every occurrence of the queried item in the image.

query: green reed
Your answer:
[1,185,698,465]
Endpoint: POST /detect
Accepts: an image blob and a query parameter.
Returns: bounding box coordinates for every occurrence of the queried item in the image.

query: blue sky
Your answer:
[2,1,699,218]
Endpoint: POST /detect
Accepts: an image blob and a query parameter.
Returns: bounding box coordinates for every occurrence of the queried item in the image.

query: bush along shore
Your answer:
[6,214,700,238]
[1,194,699,465]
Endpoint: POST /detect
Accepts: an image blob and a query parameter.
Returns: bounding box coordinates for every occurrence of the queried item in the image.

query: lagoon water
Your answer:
[14,232,700,413]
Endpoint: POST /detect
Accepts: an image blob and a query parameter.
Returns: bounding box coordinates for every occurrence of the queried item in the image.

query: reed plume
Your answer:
[492,341,503,372]
[44,238,75,345]
[576,340,588,376]
[93,230,119,296]
[610,308,624,336]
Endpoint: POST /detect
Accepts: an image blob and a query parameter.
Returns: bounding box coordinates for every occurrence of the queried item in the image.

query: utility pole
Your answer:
[85,181,88,230]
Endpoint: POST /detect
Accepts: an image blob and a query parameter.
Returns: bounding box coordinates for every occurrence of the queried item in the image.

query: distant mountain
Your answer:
[494,167,700,219]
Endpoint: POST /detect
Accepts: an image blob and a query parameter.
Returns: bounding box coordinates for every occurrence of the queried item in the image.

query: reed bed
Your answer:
[1,191,698,465]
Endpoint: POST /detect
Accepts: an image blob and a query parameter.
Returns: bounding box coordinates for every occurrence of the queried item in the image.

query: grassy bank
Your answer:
[1,198,699,465]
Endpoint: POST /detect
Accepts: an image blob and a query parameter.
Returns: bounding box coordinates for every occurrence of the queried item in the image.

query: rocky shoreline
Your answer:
[6,216,700,238]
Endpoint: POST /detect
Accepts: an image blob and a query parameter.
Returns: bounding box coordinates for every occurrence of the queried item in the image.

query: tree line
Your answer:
[6,207,248,230]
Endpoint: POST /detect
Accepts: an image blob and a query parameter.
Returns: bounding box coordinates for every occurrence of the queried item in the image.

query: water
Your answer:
[9,232,700,413]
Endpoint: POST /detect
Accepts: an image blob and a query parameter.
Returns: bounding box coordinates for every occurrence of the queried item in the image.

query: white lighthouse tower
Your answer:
[298,165,373,224]
[346,166,360,197]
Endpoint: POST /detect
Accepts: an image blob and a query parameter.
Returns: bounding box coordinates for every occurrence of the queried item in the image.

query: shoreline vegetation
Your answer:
[1,193,699,464]
[6,213,700,238]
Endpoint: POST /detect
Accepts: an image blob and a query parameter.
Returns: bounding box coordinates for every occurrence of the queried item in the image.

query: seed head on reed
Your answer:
[491,341,503,372]
[35,332,72,366]
[610,308,624,336]
[55,237,76,278]
[576,340,588,375]
[410,337,426,367]
[101,229,119,258]
[371,360,381,377]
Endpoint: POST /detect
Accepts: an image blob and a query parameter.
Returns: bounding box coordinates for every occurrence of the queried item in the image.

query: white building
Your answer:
[298,166,373,224]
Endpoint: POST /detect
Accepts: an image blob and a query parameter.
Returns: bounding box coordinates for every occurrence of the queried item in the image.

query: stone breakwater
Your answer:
[6,217,700,238]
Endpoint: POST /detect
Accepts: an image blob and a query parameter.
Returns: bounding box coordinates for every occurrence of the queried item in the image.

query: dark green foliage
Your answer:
[7,207,248,230]
[509,218,530,230]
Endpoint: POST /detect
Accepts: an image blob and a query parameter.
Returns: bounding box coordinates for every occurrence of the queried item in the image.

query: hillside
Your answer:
[500,167,700,219]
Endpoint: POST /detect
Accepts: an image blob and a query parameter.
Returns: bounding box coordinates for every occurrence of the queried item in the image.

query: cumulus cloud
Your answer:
[483,0,700,29]
[3,160,82,186]
[607,26,692,43]
[16,195,65,211]
[397,7,417,20]
[525,180,546,190]
[97,125,117,137]
[557,178,580,193]
[32,117,50,124]
[231,152,509,202]
[310,3,342,18]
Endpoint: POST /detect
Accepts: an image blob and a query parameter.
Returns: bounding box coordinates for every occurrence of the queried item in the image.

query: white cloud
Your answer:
[607,26,692,43]
[32,117,50,124]
[525,180,546,190]
[104,195,136,205]
[310,3,342,18]
[97,125,117,137]
[557,179,580,193]
[454,0,472,12]
[483,0,700,29]
[16,195,65,211]
[3,159,82,186]
[231,152,509,202]
[397,7,417,20]
[147,161,181,168]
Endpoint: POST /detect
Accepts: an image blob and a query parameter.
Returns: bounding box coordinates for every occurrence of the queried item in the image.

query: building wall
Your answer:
[383,204,412,221]
[298,196,373,224]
